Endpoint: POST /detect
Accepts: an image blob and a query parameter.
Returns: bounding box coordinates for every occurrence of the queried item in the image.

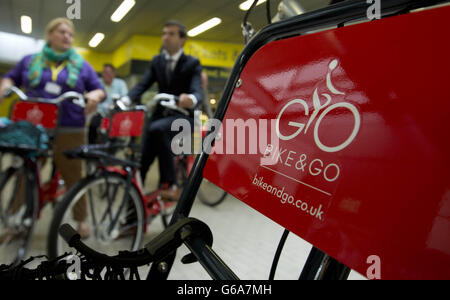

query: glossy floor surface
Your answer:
[1,157,365,280]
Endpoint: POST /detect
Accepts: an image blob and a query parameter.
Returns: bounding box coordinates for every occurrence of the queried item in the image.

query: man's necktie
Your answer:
[166,58,173,84]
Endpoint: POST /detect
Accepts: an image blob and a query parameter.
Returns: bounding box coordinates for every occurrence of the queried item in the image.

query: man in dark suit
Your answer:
[127,20,203,200]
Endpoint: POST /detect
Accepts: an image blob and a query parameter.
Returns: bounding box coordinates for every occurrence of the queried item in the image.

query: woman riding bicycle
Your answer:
[0,17,105,238]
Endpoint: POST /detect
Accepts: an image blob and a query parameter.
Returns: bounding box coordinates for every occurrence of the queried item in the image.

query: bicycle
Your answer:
[7,0,450,280]
[144,93,228,207]
[127,92,228,207]
[188,97,229,207]
[0,87,85,265]
[196,178,228,207]
[47,94,197,259]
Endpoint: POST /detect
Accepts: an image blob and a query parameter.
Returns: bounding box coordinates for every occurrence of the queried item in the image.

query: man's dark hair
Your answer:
[103,63,116,72]
[164,20,187,39]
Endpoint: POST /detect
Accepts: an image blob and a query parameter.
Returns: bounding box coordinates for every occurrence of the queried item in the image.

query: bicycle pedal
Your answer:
[181,253,198,264]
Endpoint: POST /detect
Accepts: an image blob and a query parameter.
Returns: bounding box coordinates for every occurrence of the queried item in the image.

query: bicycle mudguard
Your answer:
[203,5,450,279]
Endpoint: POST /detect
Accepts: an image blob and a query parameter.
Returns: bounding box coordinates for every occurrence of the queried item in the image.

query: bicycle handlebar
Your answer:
[154,93,189,116]
[58,217,239,279]
[4,86,86,108]
[135,93,188,116]
[117,93,189,116]
[98,95,146,118]
[58,224,153,268]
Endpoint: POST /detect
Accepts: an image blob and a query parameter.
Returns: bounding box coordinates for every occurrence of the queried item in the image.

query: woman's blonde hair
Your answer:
[45,17,75,42]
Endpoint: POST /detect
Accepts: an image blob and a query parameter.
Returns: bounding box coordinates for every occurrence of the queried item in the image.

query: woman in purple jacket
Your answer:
[0,18,105,238]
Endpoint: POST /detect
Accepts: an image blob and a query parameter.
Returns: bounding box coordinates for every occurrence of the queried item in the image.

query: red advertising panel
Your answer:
[11,101,59,129]
[109,110,145,137]
[204,6,450,279]
[101,117,110,131]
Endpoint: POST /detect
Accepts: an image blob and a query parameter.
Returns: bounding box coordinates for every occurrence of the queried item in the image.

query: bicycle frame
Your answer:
[97,165,154,229]
[94,156,194,232]
[0,98,67,263]
[2,87,88,219]
[6,99,63,216]
[88,105,181,231]
[145,0,450,280]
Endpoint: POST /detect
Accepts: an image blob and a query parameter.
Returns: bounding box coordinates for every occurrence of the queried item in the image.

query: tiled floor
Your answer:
[144,191,366,280]
[2,159,366,280]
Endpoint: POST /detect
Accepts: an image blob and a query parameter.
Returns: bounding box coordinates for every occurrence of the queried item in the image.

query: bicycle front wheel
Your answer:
[197,179,228,207]
[47,172,145,259]
[0,166,38,265]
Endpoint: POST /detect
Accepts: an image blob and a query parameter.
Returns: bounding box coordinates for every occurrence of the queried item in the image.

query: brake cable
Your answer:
[269,229,290,280]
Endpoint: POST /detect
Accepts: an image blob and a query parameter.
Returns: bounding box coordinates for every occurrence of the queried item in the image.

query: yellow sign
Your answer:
[126,35,243,68]
[76,35,244,73]
[75,48,112,72]
[185,40,243,68]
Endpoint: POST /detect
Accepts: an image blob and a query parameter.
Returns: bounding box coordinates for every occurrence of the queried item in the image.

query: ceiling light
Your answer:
[21,16,32,34]
[111,0,136,22]
[89,33,105,48]
[187,18,222,37]
[239,0,267,11]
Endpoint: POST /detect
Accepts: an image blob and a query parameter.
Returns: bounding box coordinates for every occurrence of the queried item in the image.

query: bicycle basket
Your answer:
[0,119,49,154]
[11,101,59,130]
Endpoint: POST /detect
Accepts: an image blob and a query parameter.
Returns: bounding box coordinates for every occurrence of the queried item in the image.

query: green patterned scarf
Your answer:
[28,44,84,88]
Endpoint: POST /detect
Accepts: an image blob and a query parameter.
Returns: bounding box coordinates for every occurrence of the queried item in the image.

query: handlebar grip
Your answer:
[116,99,128,111]
[58,223,81,247]
[58,223,154,268]
[4,86,28,101]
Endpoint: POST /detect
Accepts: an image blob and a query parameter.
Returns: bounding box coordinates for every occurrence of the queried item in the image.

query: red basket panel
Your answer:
[109,110,145,137]
[203,6,450,279]
[11,101,59,129]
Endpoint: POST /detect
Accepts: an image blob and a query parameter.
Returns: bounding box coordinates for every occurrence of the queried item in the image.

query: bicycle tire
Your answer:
[47,172,145,259]
[197,179,228,207]
[0,166,39,265]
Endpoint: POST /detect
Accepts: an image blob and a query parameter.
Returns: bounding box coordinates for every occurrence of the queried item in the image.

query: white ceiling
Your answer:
[0,0,333,52]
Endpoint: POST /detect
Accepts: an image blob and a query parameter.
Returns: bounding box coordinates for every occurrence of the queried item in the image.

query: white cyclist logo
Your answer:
[26,105,44,125]
[119,117,132,136]
[276,59,361,153]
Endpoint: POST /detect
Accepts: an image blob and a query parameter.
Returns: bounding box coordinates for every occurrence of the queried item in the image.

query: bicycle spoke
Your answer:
[0,197,5,226]
[5,173,21,218]
[107,184,130,234]
[117,220,137,234]
[0,188,4,222]
[102,176,119,223]
[87,188,98,229]
[98,181,120,225]
[49,172,144,259]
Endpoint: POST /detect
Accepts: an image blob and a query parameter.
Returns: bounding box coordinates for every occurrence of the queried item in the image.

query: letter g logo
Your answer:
[276,99,309,141]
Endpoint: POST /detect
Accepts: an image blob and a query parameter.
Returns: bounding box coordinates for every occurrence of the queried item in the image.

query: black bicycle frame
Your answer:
[146,0,449,280]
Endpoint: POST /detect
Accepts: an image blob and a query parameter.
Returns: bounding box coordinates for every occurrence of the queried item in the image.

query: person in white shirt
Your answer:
[88,63,128,143]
